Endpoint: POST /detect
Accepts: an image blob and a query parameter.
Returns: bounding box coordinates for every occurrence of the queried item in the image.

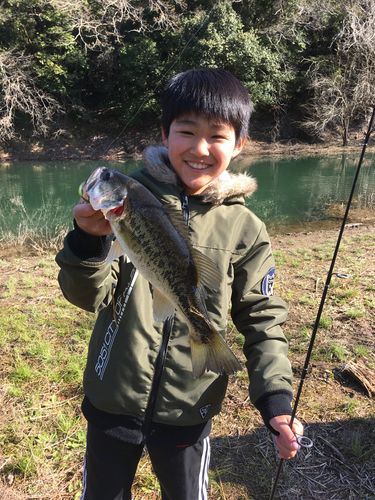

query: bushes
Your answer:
[0,0,373,142]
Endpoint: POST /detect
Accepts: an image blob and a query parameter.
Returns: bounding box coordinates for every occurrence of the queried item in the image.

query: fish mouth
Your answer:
[90,189,122,210]
[84,166,106,193]
[85,167,127,214]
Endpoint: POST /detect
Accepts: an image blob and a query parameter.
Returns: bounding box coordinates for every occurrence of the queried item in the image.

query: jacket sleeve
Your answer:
[230,219,293,428]
[55,222,120,313]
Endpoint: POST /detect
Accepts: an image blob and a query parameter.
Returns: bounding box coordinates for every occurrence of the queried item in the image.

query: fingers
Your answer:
[274,434,299,459]
[73,202,112,236]
[269,415,304,460]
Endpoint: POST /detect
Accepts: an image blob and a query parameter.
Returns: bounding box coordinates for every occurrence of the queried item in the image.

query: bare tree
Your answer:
[251,0,341,139]
[302,0,375,145]
[262,0,339,41]
[0,0,185,141]
[0,51,62,140]
[49,0,184,50]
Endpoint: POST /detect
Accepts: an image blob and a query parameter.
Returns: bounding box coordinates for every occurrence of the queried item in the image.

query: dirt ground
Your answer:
[1,122,374,162]
[208,223,375,500]
[0,223,374,499]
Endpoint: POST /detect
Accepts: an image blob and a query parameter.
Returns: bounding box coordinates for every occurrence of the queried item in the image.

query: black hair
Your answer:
[160,68,254,146]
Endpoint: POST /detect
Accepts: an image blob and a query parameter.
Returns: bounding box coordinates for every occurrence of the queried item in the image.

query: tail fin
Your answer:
[189,327,242,379]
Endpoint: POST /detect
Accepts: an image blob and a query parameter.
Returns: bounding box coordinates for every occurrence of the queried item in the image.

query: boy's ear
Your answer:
[162,127,169,148]
[232,136,246,158]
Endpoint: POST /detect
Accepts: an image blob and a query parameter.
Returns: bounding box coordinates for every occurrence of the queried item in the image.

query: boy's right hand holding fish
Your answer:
[73,197,112,237]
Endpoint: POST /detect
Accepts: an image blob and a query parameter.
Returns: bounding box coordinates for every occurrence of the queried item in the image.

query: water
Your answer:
[0,154,374,239]
[233,153,375,234]
[0,160,139,241]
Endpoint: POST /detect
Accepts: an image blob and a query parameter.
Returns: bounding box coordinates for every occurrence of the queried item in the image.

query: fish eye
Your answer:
[101,169,111,181]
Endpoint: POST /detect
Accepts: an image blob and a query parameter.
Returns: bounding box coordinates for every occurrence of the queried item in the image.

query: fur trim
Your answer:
[202,169,257,205]
[142,146,180,186]
[142,145,257,204]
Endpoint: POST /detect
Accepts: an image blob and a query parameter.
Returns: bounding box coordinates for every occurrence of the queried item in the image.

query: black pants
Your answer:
[80,424,210,500]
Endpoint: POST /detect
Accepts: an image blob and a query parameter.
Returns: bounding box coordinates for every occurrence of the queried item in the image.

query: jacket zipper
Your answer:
[141,194,189,443]
[141,314,174,442]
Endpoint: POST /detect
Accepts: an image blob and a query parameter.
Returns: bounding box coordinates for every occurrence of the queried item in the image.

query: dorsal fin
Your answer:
[163,205,190,242]
[191,248,221,293]
[163,204,221,293]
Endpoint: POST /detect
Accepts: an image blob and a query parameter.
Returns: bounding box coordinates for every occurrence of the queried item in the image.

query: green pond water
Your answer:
[0,153,374,238]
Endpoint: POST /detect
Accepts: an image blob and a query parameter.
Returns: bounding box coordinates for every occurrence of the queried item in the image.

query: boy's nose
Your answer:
[191,138,209,156]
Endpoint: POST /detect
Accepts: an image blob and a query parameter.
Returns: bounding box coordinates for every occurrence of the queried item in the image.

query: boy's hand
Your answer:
[73,198,113,236]
[269,415,304,459]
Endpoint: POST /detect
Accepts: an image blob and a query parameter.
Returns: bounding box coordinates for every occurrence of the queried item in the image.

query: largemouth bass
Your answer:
[84,166,241,378]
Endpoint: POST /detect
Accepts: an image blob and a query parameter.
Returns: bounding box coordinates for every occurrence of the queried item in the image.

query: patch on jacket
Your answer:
[261,267,275,296]
[199,404,211,419]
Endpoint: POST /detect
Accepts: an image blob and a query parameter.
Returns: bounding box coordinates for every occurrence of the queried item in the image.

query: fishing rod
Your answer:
[268,106,375,500]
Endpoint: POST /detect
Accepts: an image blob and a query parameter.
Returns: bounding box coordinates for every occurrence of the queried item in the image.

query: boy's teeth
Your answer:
[188,162,208,170]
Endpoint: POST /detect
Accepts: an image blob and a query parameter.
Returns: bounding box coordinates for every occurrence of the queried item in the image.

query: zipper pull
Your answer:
[181,195,189,224]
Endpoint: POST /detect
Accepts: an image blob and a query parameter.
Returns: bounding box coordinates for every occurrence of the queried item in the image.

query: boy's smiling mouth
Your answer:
[186,161,211,170]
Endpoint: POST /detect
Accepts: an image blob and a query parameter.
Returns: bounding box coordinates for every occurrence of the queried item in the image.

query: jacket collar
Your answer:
[142,145,257,205]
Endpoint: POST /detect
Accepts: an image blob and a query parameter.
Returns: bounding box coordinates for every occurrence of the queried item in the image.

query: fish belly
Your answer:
[111,203,241,379]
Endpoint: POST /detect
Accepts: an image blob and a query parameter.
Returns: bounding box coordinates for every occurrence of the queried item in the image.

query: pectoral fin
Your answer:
[152,287,175,322]
[106,239,126,264]
[164,204,221,294]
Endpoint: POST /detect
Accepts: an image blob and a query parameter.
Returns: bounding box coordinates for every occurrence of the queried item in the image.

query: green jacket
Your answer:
[56,146,293,430]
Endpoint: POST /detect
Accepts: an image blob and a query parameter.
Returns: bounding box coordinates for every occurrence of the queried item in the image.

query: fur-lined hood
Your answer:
[142,145,257,205]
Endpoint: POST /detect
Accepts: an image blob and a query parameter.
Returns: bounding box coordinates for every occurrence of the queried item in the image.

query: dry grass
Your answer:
[0,224,374,499]
[0,227,68,255]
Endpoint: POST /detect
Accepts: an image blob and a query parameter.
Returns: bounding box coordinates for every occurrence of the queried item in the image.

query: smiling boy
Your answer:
[56,68,303,500]
[162,115,245,195]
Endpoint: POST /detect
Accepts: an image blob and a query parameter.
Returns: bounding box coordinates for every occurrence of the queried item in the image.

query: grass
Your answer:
[0,197,70,254]
[346,307,366,319]
[0,227,374,499]
[328,342,346,361]
[0,249,93,498]
[354,344,370,357]
[319,315,333,329]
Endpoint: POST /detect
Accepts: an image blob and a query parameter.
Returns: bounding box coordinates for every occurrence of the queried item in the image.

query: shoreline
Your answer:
[1,222,374,262]
[1,131,373,256]
[1,130,374,162]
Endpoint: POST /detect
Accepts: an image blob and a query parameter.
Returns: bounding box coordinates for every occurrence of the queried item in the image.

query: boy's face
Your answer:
[162,113,245,195]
